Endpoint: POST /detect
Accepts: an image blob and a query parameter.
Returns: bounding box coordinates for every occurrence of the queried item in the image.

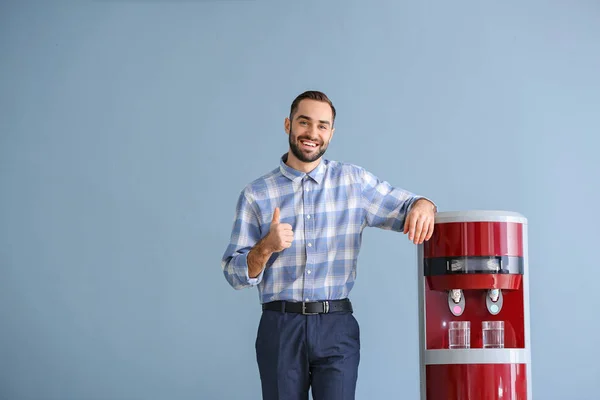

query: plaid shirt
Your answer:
[221,154,427,304]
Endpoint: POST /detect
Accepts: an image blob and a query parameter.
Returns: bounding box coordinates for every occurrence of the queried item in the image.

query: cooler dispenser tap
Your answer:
[448,289,465,316]
[486,288,503,315]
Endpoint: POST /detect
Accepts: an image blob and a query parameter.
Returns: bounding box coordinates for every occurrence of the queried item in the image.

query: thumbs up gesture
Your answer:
[265,207,294,252]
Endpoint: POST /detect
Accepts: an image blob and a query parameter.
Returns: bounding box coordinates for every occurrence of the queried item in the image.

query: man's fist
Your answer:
[265,207,294,252]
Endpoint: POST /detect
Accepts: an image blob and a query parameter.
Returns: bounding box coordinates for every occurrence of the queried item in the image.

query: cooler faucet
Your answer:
[448,289,465,316]
[488,289,500,302]
[450,289,462,303]
[486,288,503,315]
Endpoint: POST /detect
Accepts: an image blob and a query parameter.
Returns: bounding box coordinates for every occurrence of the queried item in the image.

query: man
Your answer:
[221,90,437,400]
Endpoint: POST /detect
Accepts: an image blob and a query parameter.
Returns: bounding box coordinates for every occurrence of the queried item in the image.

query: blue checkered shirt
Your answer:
[221,154,427,304]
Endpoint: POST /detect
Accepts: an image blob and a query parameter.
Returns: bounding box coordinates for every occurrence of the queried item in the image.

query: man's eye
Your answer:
[319,125,327,130]
[299,121,307,125]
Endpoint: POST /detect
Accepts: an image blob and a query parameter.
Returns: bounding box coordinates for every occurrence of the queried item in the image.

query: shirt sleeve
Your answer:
[221,188,265,290]
[359,167,436,232]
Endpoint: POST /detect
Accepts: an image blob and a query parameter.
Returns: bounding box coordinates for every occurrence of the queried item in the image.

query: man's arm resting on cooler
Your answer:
[360,167,437,231]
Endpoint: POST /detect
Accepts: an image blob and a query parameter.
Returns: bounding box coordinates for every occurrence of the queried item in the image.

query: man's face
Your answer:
[285,99,335,163]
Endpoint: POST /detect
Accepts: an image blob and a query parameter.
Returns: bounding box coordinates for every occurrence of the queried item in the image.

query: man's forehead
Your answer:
[295,100,333,120]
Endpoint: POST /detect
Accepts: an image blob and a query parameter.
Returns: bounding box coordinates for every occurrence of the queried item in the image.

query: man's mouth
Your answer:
[300,139,319,149]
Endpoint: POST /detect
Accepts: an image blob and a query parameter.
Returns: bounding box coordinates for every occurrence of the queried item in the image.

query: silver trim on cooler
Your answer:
[434,210,528,224]
[424,348,531,365]
[522,223,533,399]
[417,244,427,400]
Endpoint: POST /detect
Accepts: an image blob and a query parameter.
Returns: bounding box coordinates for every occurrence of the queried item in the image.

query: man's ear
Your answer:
[284,117,291,134]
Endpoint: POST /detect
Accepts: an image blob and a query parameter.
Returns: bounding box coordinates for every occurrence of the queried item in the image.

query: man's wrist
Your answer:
[415,198,437,212]
[254,239,274,257]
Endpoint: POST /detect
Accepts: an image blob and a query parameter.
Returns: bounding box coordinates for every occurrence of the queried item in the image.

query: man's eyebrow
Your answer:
[297,115,331,125]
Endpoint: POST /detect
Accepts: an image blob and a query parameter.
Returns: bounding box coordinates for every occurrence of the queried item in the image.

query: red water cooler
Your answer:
[418,211,532,399]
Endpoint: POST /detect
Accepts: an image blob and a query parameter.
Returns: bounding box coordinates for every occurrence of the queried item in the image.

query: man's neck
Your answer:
[285,151,321,174]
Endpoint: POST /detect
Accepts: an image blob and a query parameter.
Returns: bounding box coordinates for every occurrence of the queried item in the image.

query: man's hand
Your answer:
[247,207,294,278]
[264,207,294,252]
[403,199,436,244]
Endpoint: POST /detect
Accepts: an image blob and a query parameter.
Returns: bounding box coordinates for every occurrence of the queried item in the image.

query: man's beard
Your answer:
[288,127,329,163]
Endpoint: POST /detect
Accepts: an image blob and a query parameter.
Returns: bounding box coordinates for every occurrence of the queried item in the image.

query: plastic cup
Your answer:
[482,321,504,348]
[448,321,470,349]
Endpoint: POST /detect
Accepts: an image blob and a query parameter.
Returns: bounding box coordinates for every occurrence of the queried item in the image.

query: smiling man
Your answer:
[221,90,437,400]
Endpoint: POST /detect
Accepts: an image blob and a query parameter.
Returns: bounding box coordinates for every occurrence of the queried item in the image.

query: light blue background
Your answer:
[2,1,599,399]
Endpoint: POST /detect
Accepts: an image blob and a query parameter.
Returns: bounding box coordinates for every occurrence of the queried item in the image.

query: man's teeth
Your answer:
[302,141,317,147]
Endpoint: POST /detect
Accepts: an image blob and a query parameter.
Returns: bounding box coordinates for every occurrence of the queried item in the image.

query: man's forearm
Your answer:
[247,237,274,278]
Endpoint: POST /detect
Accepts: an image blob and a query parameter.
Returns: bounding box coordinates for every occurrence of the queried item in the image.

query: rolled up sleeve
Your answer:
[221,189,265,289]
[359,167,437,232]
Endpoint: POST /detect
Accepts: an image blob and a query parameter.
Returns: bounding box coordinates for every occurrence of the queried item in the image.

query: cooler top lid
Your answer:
[434,210,527,224]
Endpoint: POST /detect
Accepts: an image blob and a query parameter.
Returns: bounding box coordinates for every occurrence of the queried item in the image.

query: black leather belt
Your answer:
[262,299,353,315]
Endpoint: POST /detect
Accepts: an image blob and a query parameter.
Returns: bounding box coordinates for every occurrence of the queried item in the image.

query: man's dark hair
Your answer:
[289,91,336,125]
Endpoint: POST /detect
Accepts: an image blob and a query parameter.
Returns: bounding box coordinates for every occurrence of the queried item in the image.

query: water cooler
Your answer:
[417,210,532,399]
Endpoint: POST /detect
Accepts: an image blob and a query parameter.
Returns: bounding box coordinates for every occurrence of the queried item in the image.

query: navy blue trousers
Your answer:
[255,309,360,400]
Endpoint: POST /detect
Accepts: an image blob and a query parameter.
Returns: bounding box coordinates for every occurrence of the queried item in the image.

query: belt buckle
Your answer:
[302,301,329,315]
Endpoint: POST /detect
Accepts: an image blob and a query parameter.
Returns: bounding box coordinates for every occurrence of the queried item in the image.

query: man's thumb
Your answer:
[272,207,280,224]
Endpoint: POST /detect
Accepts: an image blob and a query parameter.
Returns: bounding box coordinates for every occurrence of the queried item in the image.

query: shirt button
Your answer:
[305,298,310,302]
[307,270,311,274]
[307,243,312,247]
[306,215,311,219]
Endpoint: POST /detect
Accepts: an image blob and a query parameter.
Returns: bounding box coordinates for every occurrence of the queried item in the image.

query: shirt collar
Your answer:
[279,153,327,184]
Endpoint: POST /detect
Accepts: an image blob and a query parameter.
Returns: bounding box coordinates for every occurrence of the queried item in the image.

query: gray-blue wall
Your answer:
[2,1,598,399]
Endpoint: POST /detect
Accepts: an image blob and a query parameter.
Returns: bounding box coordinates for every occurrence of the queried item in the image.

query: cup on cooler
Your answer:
[482,321,504,348]
[448,321,470,349]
